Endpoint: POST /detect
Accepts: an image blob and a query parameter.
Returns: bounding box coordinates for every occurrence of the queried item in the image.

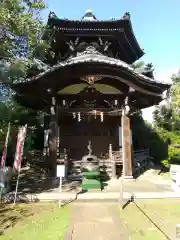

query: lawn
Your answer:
[0,202,70,240]
[120,199,180,240]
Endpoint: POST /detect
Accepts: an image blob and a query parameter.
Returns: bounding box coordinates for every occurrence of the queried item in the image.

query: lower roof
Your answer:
[11,50,170,111]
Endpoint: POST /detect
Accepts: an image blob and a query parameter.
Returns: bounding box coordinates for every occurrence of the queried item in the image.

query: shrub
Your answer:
[168,145,180,165]
[161,159,170,168]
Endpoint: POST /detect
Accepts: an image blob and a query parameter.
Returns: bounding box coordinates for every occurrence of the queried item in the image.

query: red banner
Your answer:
[1,123,11,169]
[13,125,27,172]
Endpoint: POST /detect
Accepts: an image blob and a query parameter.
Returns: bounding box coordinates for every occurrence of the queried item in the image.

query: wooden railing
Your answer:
[28,148,152,178]
[133,149,150,163]
[109,147,152,177]
[112,150,123,164]
[133,149,153,175]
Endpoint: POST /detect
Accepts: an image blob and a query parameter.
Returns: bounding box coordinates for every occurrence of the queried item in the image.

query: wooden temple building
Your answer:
[11,10,170,180]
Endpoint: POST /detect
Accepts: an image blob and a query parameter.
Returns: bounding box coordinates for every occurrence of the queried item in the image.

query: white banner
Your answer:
[44,129,50,147]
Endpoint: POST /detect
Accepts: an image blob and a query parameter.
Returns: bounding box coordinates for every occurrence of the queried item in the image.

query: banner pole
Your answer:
[13,124,27,205]
[13,169,21,204]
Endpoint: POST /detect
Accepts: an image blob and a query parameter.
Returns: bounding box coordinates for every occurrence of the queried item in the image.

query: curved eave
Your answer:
[46,16,144,63]
[12,54,170,96]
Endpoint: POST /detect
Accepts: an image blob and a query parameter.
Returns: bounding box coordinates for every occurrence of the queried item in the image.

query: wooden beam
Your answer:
[56,107,118,113]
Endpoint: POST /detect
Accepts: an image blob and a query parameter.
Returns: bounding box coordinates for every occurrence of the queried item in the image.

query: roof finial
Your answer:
[82,9,97,21]
[48,11,58,19]
[122,12,131,20]
[85,9,93,14]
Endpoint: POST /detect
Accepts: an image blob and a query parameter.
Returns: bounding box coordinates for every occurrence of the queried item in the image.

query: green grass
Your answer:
[119,199,180,240]
[0,202,70,240]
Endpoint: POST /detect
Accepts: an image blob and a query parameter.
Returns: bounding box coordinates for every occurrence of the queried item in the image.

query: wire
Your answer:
[130,195,172,240]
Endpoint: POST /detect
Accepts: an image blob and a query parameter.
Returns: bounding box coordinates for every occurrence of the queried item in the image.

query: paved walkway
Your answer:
[104,169,172,193]
[65,203,128,240]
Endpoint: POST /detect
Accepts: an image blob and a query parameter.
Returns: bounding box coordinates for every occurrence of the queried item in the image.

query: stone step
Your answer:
[71,165,112,168]
[68,169,113,175]
[70,165,112,169]
[69,173,113,178]
[67,174,113,181]
[71,160,112,165]
[69,169,81,174]
[69,168,112,173]
[71,163,113,168]
[67,174,82,181]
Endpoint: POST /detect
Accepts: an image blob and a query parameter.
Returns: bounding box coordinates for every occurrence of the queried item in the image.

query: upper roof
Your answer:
[44,10,144,64]
[10,10,171,112]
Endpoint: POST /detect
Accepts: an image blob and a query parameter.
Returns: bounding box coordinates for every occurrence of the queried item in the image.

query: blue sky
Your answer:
[42,0,180,122]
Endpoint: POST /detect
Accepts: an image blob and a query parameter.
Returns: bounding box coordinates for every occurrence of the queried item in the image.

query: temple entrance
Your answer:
[59,115,119,159]
[11,10,170,181]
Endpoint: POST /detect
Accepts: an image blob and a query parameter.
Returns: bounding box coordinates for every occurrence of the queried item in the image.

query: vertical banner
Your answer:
[43,129,50,157]
[57,126,60,156]
[13,124,27,204]
[44,129,50,148]
[1,122,11,169]
[13,125,27,172]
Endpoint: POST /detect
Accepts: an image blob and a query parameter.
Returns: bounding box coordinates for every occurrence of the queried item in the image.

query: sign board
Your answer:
[170,164,180,181]
[57,165,65,177]
[176,224,180,239]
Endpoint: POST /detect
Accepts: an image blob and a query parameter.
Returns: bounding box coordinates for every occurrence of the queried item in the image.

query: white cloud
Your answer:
[142,67,179,123]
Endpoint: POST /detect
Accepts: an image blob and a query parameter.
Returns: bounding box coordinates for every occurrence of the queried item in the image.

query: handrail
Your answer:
[133,149,149,154]
[111,148,150,164]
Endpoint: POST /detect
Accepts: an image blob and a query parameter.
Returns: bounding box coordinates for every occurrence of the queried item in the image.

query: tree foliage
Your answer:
[0,0,48,87]
[152,68,180,167]
[171,71,180,121]
[131,61,145,69]
[0,0,47,163]
[153,71,180,131]
[131,111,168,164]
[0,0,46,58]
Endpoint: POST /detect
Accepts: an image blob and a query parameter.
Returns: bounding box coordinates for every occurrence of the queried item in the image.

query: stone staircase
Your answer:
[67,159,113,181]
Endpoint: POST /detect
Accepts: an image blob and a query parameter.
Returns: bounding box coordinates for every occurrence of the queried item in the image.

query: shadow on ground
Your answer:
[0,204,33,235]
[11,166,110,195]
[0,202,59,236]
[10,167,81,195]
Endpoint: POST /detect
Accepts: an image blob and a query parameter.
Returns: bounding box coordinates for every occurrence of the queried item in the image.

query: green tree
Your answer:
[0,0,48,86]
[153,104,173,131]
[0,0,47,161]
[131,61,145,69]
[171,71,180,121]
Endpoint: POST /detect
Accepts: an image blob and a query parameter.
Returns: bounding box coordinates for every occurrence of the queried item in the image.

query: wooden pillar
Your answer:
[121,113,133,179]
[48,97,58,178]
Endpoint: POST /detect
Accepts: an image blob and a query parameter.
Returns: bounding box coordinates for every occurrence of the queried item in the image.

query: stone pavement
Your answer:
[104,169,172,193]
[23,168,177,202]
[64,203,128,240]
